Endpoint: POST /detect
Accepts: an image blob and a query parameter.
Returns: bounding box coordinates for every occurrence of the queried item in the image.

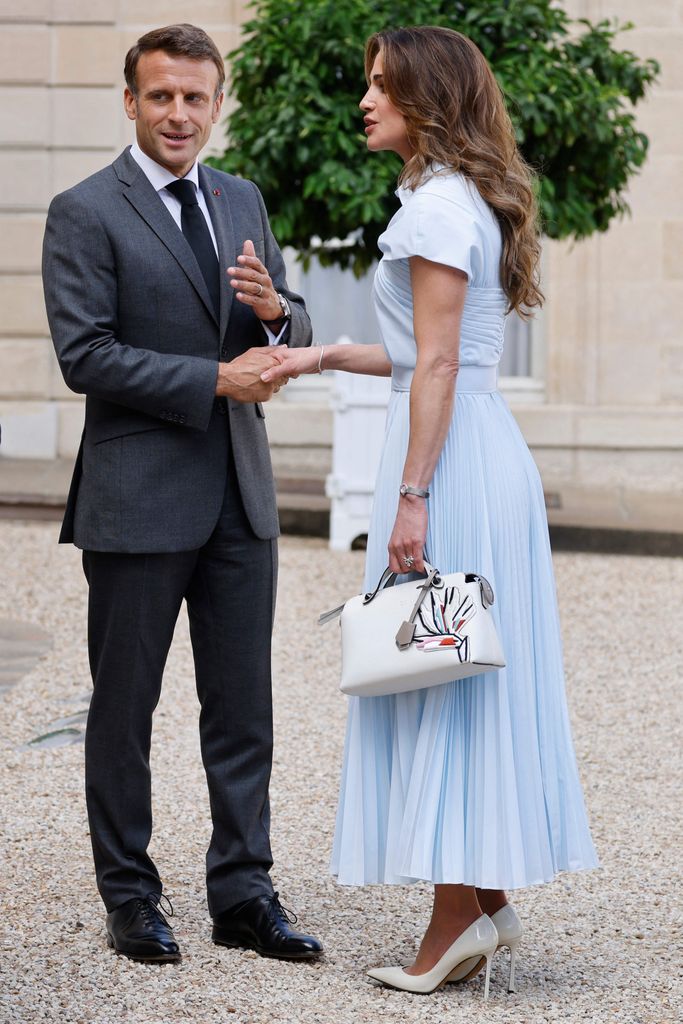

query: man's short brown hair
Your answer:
[124,23,225,96]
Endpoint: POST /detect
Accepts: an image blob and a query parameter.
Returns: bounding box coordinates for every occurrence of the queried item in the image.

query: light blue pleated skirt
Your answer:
[330,372,599,888]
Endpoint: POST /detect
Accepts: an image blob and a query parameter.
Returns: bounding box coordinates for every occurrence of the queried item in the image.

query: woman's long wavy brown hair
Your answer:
[365,26,543,315]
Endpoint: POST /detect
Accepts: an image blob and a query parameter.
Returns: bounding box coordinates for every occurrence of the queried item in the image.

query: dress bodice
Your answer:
[372,171,508,369]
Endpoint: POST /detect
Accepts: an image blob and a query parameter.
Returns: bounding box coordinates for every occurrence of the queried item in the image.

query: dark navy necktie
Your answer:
[166,178,220,319]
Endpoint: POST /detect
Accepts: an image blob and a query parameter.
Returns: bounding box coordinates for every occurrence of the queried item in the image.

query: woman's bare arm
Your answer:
[260,342,392,381]
[386,255,467,573]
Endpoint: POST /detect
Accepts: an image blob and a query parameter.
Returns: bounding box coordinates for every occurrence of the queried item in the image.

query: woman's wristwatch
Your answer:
[399,483,430,499]
[261,292,292,325]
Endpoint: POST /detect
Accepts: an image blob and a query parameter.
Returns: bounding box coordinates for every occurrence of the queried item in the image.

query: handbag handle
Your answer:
[362,562,442,605]
[318,566,495,628]
[318,562,441,627]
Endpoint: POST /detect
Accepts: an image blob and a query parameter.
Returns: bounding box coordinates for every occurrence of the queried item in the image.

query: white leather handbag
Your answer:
[320,565,505,698]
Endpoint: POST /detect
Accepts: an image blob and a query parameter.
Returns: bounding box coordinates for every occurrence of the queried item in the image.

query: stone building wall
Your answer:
[0,1,681,533]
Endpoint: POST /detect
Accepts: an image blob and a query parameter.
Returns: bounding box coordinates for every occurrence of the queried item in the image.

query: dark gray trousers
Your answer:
[82,446,276,916]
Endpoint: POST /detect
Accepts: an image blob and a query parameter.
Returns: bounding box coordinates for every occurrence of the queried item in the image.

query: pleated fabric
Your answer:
[329,171,599,889]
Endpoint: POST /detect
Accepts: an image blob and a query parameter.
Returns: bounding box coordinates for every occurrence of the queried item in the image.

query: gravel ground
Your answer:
[0,521,681,1024]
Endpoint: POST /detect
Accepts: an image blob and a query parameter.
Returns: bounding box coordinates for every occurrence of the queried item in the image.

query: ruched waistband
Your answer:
[391,364,498,393]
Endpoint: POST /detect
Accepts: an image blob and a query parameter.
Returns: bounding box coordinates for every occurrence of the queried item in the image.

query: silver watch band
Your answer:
[400,483,430,499]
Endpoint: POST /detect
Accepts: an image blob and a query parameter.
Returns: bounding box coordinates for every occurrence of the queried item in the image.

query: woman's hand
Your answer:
[387,495,428,575]
[260,345,322,383]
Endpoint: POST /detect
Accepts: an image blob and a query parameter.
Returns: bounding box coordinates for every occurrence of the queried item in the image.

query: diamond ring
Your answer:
[403,556,415,568]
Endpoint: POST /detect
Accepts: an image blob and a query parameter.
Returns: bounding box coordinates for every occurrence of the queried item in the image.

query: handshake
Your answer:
[215,346,290,404]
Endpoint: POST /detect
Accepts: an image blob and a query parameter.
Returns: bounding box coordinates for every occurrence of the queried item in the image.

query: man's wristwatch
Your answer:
[261,292,292,325]
[400,483,430,499]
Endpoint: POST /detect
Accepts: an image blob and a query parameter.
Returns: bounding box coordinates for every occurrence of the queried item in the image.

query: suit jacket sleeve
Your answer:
[251,182,312,350]
[42,190,218,432]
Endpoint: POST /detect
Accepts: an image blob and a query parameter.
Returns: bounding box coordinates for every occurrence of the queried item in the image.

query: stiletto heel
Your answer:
[483,950,493,1001]
[507,937,521,992]
[490,905,523,993]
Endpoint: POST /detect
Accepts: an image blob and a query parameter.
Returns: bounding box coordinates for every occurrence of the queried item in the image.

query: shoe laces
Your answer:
[137,893,175,928]
[271,891,297,926]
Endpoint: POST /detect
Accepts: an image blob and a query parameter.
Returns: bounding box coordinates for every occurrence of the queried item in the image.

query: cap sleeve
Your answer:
[378,191,482,281]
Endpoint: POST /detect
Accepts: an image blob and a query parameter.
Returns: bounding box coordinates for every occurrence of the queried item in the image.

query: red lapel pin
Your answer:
[212,188,221,196]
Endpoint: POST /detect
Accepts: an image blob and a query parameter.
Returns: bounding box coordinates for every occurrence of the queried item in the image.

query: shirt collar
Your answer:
[130,142,200,194]
[395,162,449,205]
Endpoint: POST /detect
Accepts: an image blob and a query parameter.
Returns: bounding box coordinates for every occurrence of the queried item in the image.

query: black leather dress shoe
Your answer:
[106,895,181,963]
[212,892,323,960]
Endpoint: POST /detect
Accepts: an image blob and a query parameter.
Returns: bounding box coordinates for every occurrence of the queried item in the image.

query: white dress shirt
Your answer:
[129,142,284,344]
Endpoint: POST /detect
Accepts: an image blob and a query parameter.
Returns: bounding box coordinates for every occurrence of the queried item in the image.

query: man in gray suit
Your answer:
[42,23,322,964]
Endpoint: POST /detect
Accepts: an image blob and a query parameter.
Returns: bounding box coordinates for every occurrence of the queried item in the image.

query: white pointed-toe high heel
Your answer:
[367,914,498,997]
[490,904,523,992]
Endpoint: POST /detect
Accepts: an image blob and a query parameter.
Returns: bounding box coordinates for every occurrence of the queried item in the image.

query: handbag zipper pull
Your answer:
[395,620,417,649]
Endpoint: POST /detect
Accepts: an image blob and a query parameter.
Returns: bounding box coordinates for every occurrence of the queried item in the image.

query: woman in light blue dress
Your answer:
[262,25,598,997]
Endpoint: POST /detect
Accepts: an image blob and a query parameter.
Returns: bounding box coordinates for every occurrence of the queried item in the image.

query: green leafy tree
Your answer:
[210,0,659,274]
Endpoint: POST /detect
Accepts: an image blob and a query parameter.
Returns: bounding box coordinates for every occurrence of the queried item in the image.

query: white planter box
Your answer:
[326,369,391,551]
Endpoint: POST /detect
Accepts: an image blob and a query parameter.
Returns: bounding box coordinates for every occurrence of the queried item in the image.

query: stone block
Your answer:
[543,236,600,405]
[51,0,113,21]
[663,221,683,279]
[611,1,682,29]
[52,87,120,149]
[0,25,49,83]
[626,158,683,221]
[576,448,683,493]
[577,410,683,449]
[55,25,119,86]
[0,213,46,272]
[0,86,48,145]
[623,29,683,91]
[598,281,683,405]
[599,221,662,282]
[0,338,51,398]
[118,0,247,25]
[660,345,683,402]
[0,1,49,21]
[0,275,48,335]
[529,446,575,483]
[636,94,683,159]
[57,399,84,458]
[0,400,57,459]
[51,149,116,197]
[512,405,576,447]
[0,150,49,209]
[265,402,332,447]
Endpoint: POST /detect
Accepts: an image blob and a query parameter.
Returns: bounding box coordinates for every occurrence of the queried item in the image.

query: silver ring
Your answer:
[256,283,263,297]
[403,556,415,568]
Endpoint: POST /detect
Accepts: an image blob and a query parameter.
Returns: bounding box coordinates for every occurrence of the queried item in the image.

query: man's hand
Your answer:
[216,347,287,403]
[227,240,283,323]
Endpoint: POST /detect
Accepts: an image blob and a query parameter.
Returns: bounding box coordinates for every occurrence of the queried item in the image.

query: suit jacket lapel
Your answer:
[199,164,235,345]
[114,149,219,326]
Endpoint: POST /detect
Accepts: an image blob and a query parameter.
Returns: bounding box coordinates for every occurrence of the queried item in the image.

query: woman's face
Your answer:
[360,53,413,162]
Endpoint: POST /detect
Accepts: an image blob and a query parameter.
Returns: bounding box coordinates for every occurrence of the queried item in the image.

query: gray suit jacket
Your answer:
[42,148,311,552]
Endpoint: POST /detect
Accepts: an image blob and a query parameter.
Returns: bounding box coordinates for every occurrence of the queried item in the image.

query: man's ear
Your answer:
[123,88,137,122]
[212,90,225,124]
